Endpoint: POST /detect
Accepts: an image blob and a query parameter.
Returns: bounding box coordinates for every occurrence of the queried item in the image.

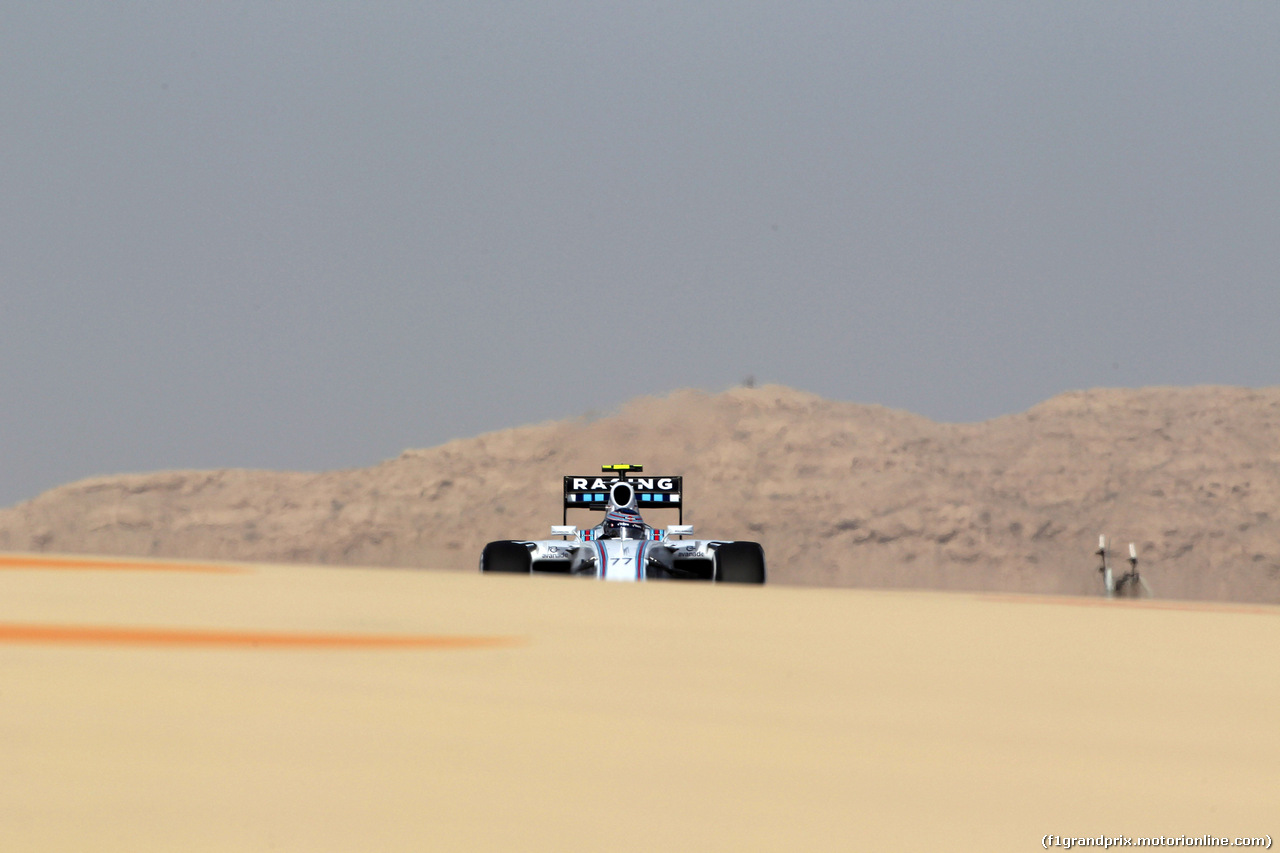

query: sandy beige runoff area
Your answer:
[0,553,1276,851]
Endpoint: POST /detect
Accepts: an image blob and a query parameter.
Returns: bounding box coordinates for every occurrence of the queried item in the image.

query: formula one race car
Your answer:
[480,465,765,583]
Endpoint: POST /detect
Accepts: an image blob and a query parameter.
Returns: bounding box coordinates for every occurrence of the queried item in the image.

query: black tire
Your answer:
[480,540,532,574]
[713,541,766,584]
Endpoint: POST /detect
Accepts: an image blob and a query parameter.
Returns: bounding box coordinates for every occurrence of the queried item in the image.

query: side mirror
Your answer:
[551,525,577,538]
[666,525,694,537]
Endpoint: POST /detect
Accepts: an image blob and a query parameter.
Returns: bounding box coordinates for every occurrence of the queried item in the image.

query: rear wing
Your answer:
[563,475,683,524]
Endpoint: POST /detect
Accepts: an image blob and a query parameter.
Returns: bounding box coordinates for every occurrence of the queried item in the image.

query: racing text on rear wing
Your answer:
[563,476,683,510]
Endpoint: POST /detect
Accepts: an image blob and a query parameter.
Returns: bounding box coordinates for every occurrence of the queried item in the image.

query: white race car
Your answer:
[480,464,766,583]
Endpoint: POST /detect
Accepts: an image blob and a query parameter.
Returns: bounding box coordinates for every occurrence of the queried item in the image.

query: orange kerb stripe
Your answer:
[979,593,1279,616]
[0,555,248,574]
[0,623,523,649]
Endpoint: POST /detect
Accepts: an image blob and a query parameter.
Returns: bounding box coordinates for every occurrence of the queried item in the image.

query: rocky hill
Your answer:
[2,385,1279,603]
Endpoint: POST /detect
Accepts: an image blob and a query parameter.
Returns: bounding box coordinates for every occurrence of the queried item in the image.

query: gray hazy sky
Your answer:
[2,2,1278,506]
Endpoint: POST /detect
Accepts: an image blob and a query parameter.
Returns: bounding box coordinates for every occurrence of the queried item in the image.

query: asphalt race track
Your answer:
[2,553,1276,851]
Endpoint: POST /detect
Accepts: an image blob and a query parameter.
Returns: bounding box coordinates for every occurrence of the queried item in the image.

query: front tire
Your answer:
[480,540,532,574]
[713,541,766,584]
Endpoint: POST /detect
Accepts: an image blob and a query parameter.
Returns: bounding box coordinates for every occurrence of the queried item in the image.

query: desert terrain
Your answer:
[2,384,1280,603]
[1,552,1276,851]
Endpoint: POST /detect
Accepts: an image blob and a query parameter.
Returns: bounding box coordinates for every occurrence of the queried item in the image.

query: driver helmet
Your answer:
[602,507,647,540]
